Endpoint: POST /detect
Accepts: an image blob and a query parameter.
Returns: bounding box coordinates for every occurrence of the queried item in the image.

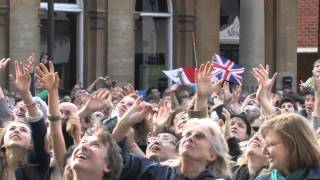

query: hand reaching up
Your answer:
[252,64,277,115]
[0,58,10,72]
[252,64,277,102]
[36,61,59,92]
[196,61,224,98]
[120,97,152,126]
[9,61,31,94]
[84,88,112,113]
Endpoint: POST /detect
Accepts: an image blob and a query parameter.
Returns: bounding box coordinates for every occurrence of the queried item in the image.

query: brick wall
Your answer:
[297,0,319,47]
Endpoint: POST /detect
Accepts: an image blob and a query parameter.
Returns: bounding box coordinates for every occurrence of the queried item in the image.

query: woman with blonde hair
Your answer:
[232,133,269,180]
[256,113,320,179]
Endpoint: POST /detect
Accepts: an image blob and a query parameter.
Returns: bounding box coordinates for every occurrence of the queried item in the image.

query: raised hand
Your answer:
[195,61,224,98]
[152,99,174,129]
[122,84,136,96]
[222,82,232,104]
[0,58,10,72]
[25,54,35,73]
[84,88,111,113]
[252,64,277,115]
[9,61,31,94]
[36,61,59,92]
[120,97,151,126]
[66,112,81,144]
[232,85,242,103]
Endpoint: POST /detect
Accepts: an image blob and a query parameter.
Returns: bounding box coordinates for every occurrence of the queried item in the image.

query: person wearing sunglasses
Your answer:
[145,132,178,162]
[113,99,231,179]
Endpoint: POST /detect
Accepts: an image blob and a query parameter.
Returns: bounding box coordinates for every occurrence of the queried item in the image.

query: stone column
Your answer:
[195,0,220,66]
[275,0,297,91]
[9,0,40,65]
[239,0,265,92]
[108,0,135,84]
[172,0,196,68]
[84,0,108,87]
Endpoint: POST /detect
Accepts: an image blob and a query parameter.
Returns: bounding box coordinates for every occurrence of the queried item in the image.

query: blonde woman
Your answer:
[113,101,231,179]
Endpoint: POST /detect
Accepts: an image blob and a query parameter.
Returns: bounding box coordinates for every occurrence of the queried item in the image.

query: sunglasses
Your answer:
[147,136,177,145]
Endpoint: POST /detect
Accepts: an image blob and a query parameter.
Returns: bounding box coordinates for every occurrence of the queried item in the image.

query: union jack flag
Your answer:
[211,54,245,85]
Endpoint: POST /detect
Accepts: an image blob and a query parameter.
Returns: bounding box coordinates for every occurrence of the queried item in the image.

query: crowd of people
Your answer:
[0,55,320,180]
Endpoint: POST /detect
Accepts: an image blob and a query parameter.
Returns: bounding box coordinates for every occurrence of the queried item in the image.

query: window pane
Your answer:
[135,16,168,91]
[40,12,77,90]
[135,0,168,12]
[41,0,76,3]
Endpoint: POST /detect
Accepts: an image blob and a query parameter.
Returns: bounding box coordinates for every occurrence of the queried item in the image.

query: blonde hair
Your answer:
[260,113,320,171]
[182,118,231,178]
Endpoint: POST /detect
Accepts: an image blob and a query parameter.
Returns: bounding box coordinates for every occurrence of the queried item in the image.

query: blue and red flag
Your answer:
[211,54,245,85]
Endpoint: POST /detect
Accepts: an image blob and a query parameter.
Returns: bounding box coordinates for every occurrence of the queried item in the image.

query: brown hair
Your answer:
[0,120,33,179]
[260,113,320,171]
[87,126,123,180]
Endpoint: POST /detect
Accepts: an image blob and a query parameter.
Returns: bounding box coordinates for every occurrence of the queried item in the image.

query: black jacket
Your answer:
[119,141,216,180]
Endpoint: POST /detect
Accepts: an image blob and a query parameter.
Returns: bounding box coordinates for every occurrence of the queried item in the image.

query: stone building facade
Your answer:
[0,0,305,93]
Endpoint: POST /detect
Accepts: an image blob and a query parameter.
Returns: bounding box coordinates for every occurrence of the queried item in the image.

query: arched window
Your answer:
[135,0,172,92]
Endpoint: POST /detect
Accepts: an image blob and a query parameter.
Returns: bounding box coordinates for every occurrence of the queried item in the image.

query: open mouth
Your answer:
[76,153,89,160]
[150,145,161,152]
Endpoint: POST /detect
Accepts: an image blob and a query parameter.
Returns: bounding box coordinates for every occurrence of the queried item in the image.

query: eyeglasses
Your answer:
[265,140,282,148]
[147,136,177,145]
[182,131,207,140]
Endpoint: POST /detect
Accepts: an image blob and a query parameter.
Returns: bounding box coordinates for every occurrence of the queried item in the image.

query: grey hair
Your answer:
[32,97,48,120]
[182,118,231,178]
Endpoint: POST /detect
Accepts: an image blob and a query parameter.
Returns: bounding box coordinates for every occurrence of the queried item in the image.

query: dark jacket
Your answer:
[255,162,320,180]
[119,141,216,180]
[231,164,268,180]
[15,115,50,180]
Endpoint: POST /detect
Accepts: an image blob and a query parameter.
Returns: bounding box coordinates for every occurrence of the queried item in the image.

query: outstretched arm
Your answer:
[36,61,66,168]
[112,97,151,142]
[194,61,223,112]
[252,64,277,115]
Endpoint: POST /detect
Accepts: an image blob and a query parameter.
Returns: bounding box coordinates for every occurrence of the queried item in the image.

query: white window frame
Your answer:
[135,0,173,86]
[40,1,84,85]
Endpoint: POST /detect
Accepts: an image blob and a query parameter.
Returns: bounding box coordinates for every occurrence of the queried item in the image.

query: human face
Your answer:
[113,96,135,117]
[146,133,178,162]
[179,125,216,162]
[173,112,189,136]
[313,61,320,79]
[246,133,266,159]
[263,129,290,175]
[305,94,315,115]
[59,103,77,123]
[230,117,248,142]
[3,122,31,150]
[243,105,260,118]
[280,102,295,113]
[13,101,27,118]
[71,135,110,176]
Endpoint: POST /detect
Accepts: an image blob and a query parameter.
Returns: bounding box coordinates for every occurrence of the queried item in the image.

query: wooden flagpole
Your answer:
[192,32,198,68]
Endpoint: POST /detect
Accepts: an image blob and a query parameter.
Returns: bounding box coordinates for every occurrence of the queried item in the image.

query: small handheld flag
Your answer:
[163,67,196,85]
[212,54,245,85]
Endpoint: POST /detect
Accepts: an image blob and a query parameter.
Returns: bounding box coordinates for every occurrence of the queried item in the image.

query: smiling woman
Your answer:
[256,113,320,179]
